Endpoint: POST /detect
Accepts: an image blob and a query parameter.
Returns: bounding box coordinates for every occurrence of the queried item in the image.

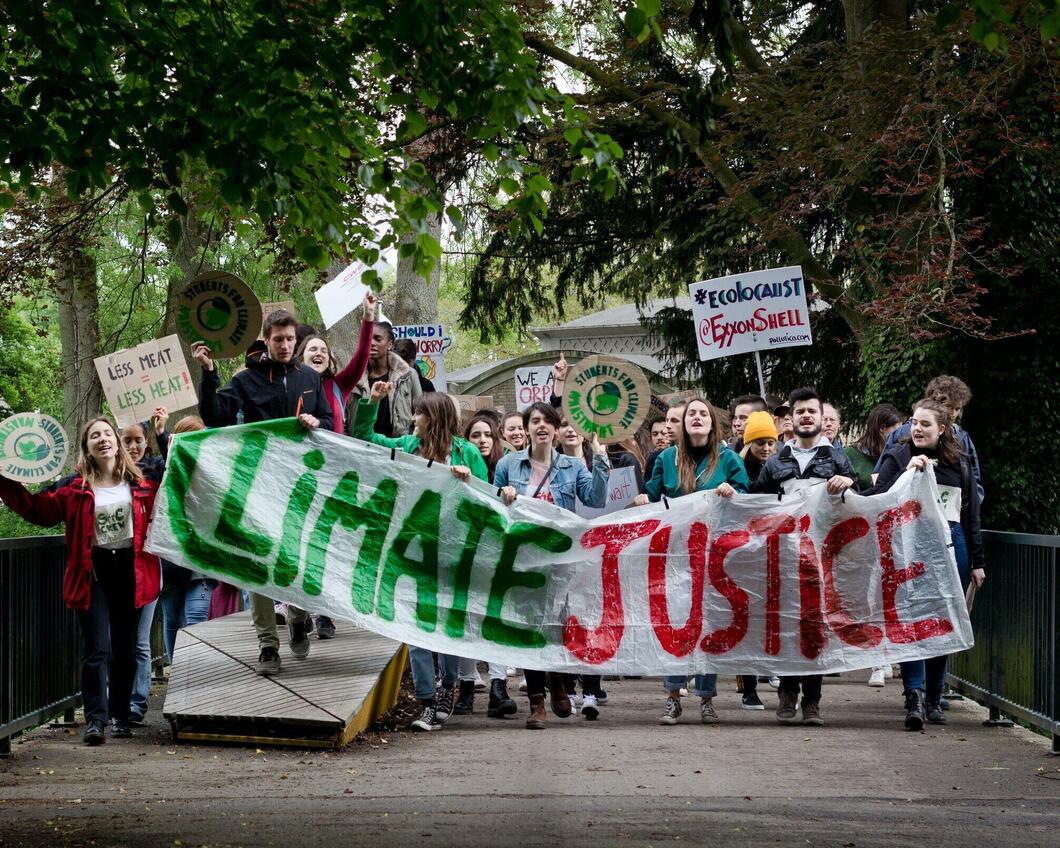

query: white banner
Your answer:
[689,265,813,361]
[146,420,973,674]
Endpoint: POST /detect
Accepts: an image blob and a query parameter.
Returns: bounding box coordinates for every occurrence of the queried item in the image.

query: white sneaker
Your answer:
[475,674,488,691]
[885,665,895,679]
[679,687,689,697]
[868,666,886,688]
[506,667,517,677]
[517,677,527,692]
[581,694,599,720]
[569,690,581,709]
[768,676,780,689]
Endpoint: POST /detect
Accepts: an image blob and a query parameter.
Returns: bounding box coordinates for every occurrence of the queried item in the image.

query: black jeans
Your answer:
[777,674,822,704]
[74,547,143,724]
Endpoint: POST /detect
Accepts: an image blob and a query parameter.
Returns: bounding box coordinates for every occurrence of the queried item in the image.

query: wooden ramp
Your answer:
[163,612,407,749]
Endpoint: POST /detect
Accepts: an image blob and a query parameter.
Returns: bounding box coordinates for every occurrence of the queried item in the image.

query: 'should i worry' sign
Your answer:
[147,419,973,674]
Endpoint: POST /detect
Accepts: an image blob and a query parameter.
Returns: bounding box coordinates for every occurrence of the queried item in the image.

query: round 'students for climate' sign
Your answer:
[0,412,69,483]
[562,355,650,444]
[176,271,263,359]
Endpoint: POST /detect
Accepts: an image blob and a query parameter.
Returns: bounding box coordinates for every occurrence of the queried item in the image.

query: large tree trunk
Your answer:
[391,211,441,326]
[162,206,212,337]
[54,243,102,455]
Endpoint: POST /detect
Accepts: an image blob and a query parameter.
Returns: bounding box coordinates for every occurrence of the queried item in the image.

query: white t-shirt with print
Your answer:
[94,482,134,549]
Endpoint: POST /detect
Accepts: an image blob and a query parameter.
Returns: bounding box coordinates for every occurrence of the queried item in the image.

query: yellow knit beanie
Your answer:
[743,410,778,444]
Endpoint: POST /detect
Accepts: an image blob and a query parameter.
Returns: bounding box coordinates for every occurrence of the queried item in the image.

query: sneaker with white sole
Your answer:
[581,693,599,720]
[411,704,441,732]
[518,678,527,692]
[886,664,897,679]
[700,699,719,724]
[435,687,455,723]
[741,692,765,710]
[768,676,780,689]
[868,666,886,687]
[288,620,310,659]
[659,696,682,726]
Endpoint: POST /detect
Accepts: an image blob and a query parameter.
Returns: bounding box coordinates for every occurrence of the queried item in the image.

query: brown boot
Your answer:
[547,672,572,717]
[526,694,546,729]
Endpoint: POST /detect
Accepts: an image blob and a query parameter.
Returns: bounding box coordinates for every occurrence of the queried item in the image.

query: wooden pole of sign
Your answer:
[754,350,767,398]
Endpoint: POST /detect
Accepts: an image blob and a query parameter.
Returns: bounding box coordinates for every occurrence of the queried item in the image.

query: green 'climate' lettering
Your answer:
[376,490,443,630]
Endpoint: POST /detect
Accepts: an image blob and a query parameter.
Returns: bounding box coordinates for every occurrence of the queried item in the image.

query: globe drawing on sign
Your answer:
[587,382,622,416]
[197,297,233,332]
[13,433,49,462]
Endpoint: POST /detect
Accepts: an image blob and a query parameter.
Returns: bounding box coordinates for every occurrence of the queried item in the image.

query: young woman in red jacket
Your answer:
[0,417,161,746]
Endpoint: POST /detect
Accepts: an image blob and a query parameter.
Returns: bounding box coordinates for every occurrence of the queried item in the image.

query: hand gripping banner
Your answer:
[146,420,973,674]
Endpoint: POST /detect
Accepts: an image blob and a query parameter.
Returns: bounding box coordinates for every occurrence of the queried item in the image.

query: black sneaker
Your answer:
[435,687,455,723]
[411,704,440,732]
[289,620,310,659]
[597,688,608,704]
[315,616,336,640]
[256,645,281,676]
[741,692,765,710]
[111,719,132,738]
[127,712,147,727]
[83,720,106,746]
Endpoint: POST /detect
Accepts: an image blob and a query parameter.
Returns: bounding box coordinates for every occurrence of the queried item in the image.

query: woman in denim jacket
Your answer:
[493,402,610,728]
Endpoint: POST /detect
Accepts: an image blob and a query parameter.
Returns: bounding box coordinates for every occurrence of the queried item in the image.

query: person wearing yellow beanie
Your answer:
[740,411,779,485]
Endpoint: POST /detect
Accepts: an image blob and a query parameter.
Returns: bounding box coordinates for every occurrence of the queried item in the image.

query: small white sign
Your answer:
[514,366,555,411]
[575,465,639,519]
[392,324,450,392]
[314,262,379,329]
[688,265,812,361]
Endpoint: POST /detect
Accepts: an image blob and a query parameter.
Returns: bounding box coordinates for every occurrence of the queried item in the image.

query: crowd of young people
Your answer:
[0,298,986,744]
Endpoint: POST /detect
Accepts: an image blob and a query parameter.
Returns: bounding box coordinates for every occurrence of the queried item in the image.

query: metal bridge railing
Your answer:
[947,530,1059,754]
[1,535,165,754]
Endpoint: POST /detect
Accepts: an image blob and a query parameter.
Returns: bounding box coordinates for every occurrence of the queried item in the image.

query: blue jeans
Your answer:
[664,674,718,698]
[900,522,971,698]
[409,646,460,702]
[129,598,157,720]
[159,580,215,661]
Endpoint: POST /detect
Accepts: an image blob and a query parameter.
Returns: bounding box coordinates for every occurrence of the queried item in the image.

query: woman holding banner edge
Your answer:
[494,401,611,729]
[353,382,491,732]
[872,398,986,730]
[634,397,750,726]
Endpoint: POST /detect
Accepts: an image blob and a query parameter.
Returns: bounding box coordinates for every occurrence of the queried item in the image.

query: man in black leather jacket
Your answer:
[751,387,858,728]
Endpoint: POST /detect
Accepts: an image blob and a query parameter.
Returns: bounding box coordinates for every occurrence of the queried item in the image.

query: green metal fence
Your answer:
[947,530,1059,754]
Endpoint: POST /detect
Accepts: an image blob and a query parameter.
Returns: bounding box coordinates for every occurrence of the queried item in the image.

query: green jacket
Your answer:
[352,398,489,481]
[646,445,749,501]
[843,445,876,492]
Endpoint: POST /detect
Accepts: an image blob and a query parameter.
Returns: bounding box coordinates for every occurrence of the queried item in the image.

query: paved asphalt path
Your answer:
[1,672,1057,847]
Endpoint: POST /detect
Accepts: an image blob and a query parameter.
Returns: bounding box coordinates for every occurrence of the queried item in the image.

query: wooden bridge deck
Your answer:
[163,611,406,749]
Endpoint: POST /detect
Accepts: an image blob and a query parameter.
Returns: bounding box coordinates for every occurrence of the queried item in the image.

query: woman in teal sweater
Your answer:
[636,397,749,726]
[353,381,488,732]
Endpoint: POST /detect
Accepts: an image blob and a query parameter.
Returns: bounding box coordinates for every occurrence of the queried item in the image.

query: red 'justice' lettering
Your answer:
[701,529,752,654]
[876,501,953,643]
[798,514,827,659]
[648,523,706,657]
[748,513,798,655]
[821,517,882,648]
[564,521,660,664]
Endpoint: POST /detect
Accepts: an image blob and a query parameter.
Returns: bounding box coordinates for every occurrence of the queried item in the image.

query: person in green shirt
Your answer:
[353,382,488,732]
[634,397,749,726]
[843,403,902,492]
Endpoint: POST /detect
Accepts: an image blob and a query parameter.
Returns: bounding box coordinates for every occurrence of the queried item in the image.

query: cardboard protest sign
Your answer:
[0,412,68,483]
[176,271,262,359]
[148,419,974,675]
[392,324,450,392]
[689,265,812,361]
[452,395,494,415]
[514,366,555,411]
[259,301,296,337]
[315,263,370,329]
[575,465,640,519]
[94,335,198,429]
[562,355,650,444]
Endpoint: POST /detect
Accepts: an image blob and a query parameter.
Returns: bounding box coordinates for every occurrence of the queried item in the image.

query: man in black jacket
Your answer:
[752,387,857,727]
[192,308,332,676]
